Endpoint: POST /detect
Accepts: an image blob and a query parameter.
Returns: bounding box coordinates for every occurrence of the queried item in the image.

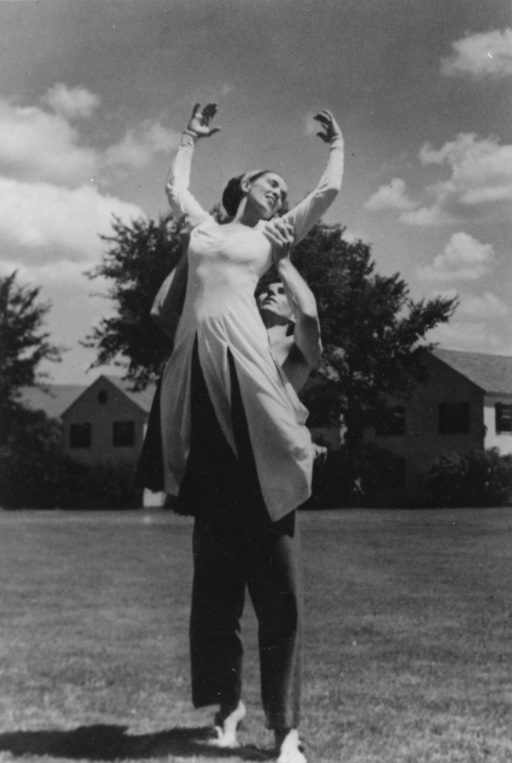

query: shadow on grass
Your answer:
[0,724,275,761]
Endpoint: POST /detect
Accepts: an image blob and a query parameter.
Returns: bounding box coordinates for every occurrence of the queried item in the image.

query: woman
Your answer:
[160,103,344,763]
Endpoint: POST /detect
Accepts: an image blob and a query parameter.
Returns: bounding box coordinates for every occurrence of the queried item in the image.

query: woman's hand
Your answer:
[186,103,221,139]
[263,219,295,264]
[314,109,342,144]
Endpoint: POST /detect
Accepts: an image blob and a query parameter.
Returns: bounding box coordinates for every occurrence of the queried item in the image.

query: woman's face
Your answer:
[257,282,293,320]
[245,172,288,219]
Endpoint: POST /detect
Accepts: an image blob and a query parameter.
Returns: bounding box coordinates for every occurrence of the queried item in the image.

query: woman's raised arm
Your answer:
[165,103,221,229]
[282,109,344,245]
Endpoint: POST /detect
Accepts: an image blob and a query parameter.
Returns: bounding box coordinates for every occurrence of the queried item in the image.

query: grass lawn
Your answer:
[0,508,511,763]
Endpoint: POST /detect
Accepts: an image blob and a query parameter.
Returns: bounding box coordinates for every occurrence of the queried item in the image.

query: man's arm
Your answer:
[276,257,322,392]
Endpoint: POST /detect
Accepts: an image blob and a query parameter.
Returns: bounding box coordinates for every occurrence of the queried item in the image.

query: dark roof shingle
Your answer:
[433,349,512,396]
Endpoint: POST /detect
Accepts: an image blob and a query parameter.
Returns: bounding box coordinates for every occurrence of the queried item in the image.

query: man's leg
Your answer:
[189,517,246,712]
[245,511,303,732]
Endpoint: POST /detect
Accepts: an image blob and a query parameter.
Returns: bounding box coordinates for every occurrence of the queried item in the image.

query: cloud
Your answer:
[428,320,503,352]
[341,227,365,243]
[441,28,512,78]
[0,99,99,185]
[42,83,101,120]
[365,177,418,211]
[400,133,512,225]
[0,177,143,262]
[105,121,180,169]
[459,292,510,317]
[0,83,177,382]
[417,232,494,281]
[0,86,180,185]
[400,205,456,226]
[429,289,509,318]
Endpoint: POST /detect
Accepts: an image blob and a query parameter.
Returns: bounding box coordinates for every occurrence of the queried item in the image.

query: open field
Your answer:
[0,508,511,763]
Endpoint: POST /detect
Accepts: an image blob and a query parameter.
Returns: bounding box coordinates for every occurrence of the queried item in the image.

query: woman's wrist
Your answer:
[276,257,293,276]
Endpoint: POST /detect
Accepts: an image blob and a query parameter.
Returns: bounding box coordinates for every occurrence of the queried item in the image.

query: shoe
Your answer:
[210,700,246,748]
[276,729,307,763]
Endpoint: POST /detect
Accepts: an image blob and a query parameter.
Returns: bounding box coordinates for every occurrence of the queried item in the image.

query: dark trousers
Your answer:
[175,339,303,728]
[190,510,303,730]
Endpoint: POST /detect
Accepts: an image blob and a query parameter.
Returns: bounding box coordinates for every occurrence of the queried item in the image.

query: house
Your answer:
[364,349,512,504]
[22,376,157,466]
[22,375,161,507]
[60,375,156,466]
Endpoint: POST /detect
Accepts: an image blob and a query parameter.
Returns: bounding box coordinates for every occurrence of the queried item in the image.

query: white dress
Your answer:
[160,132,344,521]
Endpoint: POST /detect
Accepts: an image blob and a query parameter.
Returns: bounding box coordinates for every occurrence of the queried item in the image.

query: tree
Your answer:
[84,215,186,388]
[0,272,61,437]
[88,214,456,494]
[289,223,457,491]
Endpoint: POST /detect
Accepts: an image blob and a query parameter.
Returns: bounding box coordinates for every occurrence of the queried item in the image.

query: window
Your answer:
[375,406,406,436]
[97,390,108,405]
[70,423,91,449]
[438,403,470,434]
[495,404,512,434]
[113,420,135,447]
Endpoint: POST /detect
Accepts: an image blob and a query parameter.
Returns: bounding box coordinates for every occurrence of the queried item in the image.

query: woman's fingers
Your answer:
[268,219,294,244]
[202,102,218,123]
[313,110,332,126]
[186,102,221,137]
[264,220,295,261]
[313,109,341,142]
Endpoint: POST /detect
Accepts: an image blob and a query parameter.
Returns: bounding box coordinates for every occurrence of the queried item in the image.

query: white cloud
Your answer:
[400,205,455,226]
[428,321,503,352]
[417,232,494,281]
[458,292,510,317]
[0,88,180,185]
[441,28,512,79]
[105,121,180,168]
[0,99,99,185]
[429,289,509,318]
[365,178,418,211]
[341,228,364,243]
[0,177,143,261]
[42,83,100,120]
[400,133,512,226]
[0,84,177,382]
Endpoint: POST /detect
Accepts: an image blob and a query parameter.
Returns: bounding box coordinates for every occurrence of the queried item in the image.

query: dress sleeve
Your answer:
[282,136,344,245]
[165,132,211,229]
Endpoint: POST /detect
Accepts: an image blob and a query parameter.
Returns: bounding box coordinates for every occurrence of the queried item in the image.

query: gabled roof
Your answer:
[432,349,512,396]
[103,375,156,414]
[61,374,156,417]
[19,385,87,419]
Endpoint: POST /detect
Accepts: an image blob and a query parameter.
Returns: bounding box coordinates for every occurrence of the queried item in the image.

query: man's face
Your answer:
[257,282,293,321]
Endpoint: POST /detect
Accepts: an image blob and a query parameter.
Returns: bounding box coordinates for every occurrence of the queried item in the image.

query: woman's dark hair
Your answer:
[221,170,288,217]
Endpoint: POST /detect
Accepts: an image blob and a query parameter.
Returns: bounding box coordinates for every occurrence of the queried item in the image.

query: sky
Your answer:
[0,0,510,384]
